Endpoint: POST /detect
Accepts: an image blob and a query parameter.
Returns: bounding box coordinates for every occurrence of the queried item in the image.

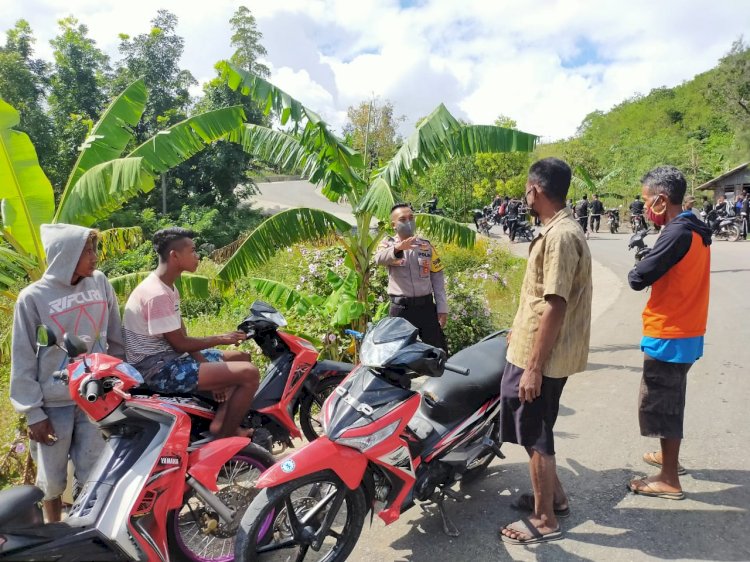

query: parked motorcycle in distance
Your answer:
[513,219,535,242]
[628,229,651,262]
[0,327,274,561]
[234,317,508,561]
[705,210,741,242]
[606,208,620,234]
[132,301,352,452]
[630,213,647,233]
[471,206,493,236]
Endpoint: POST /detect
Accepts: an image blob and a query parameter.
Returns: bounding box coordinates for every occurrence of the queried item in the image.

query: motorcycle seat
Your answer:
[419,335,506,425]
[0,485,44,528]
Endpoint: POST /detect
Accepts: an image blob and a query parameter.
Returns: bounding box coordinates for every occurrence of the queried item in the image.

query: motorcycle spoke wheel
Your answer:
[237,471,365,562]
[170,454,267,562]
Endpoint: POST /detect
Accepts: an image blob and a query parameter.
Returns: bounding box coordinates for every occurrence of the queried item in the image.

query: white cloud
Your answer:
[1,0,747,140]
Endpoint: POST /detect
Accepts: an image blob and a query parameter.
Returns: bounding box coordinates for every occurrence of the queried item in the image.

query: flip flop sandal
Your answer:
[500,517,562,545]
[643,451,687,475]
[628,477,685,500]
[511,492,570,518]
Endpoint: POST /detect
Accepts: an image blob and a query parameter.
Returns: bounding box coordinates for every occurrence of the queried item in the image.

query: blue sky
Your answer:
[1,0,748,140]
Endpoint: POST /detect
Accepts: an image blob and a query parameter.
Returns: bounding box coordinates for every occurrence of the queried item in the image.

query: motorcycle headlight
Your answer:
[334,420,400,452]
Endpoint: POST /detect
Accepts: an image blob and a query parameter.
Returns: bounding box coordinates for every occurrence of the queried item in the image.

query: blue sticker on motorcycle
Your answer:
[280,459,296,473]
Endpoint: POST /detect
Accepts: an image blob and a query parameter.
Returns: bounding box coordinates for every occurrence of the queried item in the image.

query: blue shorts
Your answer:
[150,350,224,394]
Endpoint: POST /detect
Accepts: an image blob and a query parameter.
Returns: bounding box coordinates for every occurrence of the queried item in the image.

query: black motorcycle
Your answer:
[606,208,620,234]
[418,198,445,216]
[471,206,493,236]
[630,213,647,233]
[513,219,535,242]
[628,229,651,262]
[706,210,741,242]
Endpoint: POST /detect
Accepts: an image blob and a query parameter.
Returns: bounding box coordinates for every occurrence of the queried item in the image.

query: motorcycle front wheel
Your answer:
[726,224,741,242]
[235,470,366,562]
[299,376,345,442]
[168,446,273,562]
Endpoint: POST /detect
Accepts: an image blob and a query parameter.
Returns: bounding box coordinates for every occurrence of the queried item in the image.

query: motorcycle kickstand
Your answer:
[422,490,461,537]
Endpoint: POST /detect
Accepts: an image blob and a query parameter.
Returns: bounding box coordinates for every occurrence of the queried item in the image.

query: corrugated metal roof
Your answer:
[697,161,750,191]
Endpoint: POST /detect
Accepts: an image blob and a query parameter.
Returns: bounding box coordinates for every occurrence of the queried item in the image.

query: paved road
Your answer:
[249,185,750,561]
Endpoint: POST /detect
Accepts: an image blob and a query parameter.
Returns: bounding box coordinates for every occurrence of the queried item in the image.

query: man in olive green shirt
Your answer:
[499,158,592,545]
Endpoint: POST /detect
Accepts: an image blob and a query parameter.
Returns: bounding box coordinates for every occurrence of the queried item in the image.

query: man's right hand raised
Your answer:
[395,237,417,251]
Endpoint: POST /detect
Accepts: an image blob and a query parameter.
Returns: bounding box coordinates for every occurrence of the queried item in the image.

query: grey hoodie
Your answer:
[10,224,125,425]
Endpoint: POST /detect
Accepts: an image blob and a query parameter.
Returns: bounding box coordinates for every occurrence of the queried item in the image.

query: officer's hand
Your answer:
[437,313,447,328]
[217,330,247,346]
[28,418,57,446]
[395,237,416,251]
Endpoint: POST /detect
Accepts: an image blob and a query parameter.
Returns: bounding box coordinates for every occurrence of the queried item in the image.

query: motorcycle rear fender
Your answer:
[187,436,252,491]
[256,437,367,490]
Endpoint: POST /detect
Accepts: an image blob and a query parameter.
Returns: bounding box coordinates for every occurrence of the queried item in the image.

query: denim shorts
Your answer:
[149,349,224,394]
[29,405,104,501]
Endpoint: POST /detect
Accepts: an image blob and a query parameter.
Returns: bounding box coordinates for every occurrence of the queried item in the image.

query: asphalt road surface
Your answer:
[251,184,750,561]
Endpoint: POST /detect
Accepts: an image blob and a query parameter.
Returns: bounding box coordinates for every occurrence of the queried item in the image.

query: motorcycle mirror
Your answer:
[63,333,88,358]
[36,325,56,348]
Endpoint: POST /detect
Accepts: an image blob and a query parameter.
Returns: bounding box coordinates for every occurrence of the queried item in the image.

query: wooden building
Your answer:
[697,162,750,201]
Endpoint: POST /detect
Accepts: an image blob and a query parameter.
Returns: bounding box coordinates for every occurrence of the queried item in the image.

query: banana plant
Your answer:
[216,62,538,329]
[0,84,249,354]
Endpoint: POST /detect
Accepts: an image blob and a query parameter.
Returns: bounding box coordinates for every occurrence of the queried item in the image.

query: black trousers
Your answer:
[577,216,588,232]
[389,300,448,353]
[590,214,601,232]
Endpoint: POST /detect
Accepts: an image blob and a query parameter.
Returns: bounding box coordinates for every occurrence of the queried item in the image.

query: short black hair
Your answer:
[153,227,195,262]
[640,166,687,205]
[582,194,588,200]
[527,157,571,204]
[390,202,411,215]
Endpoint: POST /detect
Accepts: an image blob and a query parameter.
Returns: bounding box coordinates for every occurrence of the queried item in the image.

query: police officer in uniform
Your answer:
[374,203,448,352]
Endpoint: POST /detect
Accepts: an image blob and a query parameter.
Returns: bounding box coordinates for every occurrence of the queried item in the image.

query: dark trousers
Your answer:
[507,219,518,241]
[590,214,601,232]
[577,216,588,232]
[389,299,448,353]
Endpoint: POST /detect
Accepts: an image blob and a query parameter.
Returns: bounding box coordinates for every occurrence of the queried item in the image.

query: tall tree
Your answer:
[114,10,196,140]
[343,98,404,169]
[48,17,110,191]
[229,6,270,77]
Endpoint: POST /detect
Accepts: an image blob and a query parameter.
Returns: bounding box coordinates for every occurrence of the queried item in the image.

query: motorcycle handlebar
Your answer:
[444,362,470,376]
[83,379,102,402]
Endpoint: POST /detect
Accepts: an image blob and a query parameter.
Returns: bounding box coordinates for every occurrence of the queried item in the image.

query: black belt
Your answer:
[389,294,434,306]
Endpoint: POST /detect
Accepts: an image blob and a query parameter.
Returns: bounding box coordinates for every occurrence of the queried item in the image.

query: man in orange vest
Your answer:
[627,166,711,500]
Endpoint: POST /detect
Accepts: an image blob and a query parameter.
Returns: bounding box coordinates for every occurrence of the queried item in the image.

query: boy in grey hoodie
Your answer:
[10,224,125,522]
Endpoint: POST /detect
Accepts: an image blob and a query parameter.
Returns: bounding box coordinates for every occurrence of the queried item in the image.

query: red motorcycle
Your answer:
[0,327,274,562]
[233,317,507,561]
[132,301,353,453]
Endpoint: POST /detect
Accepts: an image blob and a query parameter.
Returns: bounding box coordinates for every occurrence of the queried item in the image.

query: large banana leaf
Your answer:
[229,124,318,177]
[57,158,154,226]
[219,62,366,201]
[218,208,353,282]
[128,106,246,174]
[56,79,148,220]
[355,177,396,221]
[0,98,55,259]
[109,271,218,299]
[97,226,143,262]
[415,213,475,248]
[0,244,38,289]
[246,277,321,315]
[377,104,538,191]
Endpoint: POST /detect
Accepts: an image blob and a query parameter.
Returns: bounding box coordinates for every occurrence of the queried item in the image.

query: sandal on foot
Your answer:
[628,477,685,500]
[511,493,570,518]
[500,517,562,545]
[643,451,687,475]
